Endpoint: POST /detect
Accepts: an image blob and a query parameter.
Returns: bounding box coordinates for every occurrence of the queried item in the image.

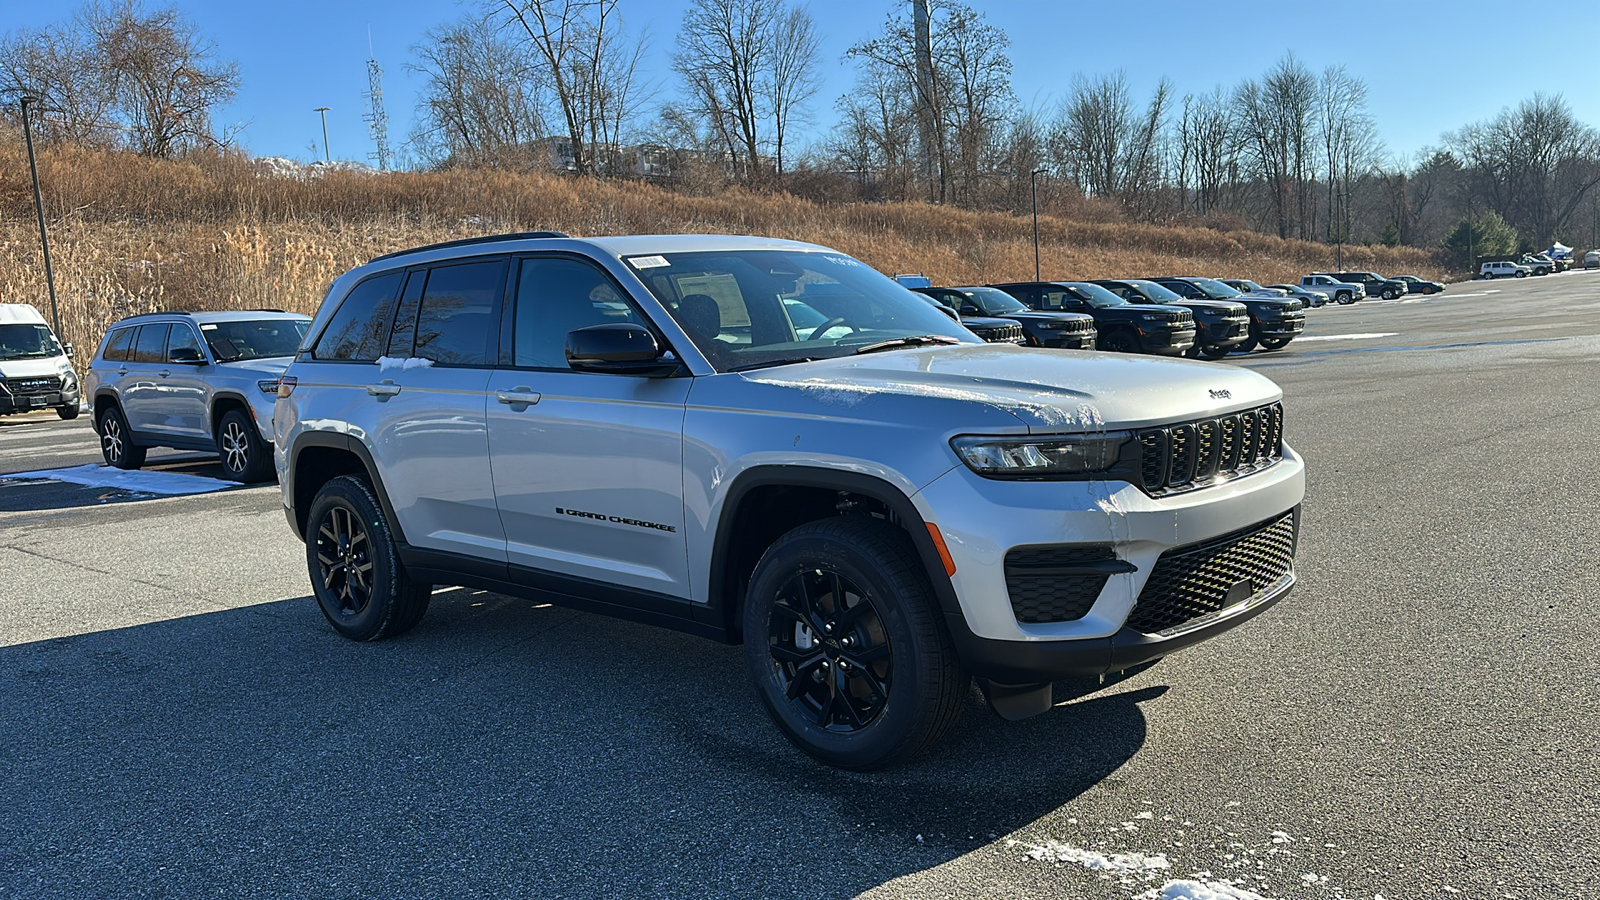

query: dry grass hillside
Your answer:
[0,134,1447,359]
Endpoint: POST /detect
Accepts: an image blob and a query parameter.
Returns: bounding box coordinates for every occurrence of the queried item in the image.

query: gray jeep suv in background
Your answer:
[275,232,1305,769]
[85,310,310,482]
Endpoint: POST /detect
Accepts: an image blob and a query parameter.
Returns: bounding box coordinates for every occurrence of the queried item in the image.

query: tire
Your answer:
[216,408,274,483]
[306,474,432,641]
[1099,329,1139,353]
[97,404,146,470]
[1258,337,1292,351]
[1483,272,1494,280]
[742,516,968,770]
[1382,288,1399,300]
[1515,270,1527,278]
[1234,336,1258,353]
[1336,291,1355,304]
[1198,344,1232,360]
[56,405,80,420]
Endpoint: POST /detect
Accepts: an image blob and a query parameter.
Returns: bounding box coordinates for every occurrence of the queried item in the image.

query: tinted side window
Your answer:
[387,270,426,357]
[312,272,403,361]
[167,325,203,360]
[414,260,504,366]
[103,327,135,362]
[512,258,641,369]
[132,325,170,363]
[1036,289,1074,310]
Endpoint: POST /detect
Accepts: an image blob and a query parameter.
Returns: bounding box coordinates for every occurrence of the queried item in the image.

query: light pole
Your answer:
[1030,168,1045,281]
[19,96,62,337]
[313,107,331,163]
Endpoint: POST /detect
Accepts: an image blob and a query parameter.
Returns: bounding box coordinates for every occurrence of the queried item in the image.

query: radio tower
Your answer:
[363,31,391,170]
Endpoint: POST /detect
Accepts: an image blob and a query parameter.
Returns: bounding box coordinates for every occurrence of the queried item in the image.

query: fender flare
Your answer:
[285,431,406,544]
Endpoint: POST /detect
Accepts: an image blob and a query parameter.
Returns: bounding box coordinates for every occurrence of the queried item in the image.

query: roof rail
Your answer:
[114,311,190,321]
[368,231,571,264]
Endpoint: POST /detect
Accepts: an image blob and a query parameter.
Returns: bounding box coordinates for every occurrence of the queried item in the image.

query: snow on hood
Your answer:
[740,344,1282,432]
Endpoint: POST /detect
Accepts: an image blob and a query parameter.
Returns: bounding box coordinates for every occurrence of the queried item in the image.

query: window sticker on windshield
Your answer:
[200,324,217,330]
[628,255,670,269]
[821,255,860,267]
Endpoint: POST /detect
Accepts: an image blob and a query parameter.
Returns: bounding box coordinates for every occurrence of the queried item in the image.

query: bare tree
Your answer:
[409,17,546,168]
[1316,66,1380,245]
[1174,87,1240,218]
[84,0,239,158]
[765,4,819,176]
[1448,93,1600,246]
[1051,71,1171,218]
[495,0,648,176]
[1233,54,1317,238]
[673,0,772,182]
[0,19,117,146]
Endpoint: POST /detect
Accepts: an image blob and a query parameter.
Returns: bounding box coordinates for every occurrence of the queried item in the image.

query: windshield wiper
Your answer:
[853,335,963,355]
[729,357,819,372]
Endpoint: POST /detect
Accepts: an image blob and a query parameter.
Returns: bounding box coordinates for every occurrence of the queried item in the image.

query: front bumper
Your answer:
[0,377,79,414]
[1042,330,1097,350]
[915,445,1304,680]
[1144,326,1196,355]
[1199,320,1250,347]
[1257,316,1305,338]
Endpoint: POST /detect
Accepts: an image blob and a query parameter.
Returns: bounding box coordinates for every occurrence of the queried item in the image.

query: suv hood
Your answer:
[213,355,295,375]
[1163,299,1245,315]
[740,344,1280,431]
[0,355,72,378]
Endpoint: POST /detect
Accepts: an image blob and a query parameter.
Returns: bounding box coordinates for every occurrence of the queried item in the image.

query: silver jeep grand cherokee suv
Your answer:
[276,233,1305,769]
[86,310,310,482]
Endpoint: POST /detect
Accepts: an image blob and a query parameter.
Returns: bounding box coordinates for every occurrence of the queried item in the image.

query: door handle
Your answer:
[117,367,128,375]
[366,380,402,398]
[158,370,171,377]
[495,387,541,406]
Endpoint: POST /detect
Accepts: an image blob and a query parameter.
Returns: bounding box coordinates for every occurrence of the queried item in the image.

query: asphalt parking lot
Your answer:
[4,269,1599,899]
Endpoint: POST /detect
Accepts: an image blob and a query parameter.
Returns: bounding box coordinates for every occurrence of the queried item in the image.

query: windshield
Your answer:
[1190,278,1243,300]
[0,323,64,360]
[202,318,310,362]
[1061,282,1130,308]
[1120,279,1184,302]
[958,287,1030,316]
[627,249,976,372]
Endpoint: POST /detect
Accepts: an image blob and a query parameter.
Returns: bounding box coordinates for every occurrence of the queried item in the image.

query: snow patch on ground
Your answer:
[1135,879,1273,900]
[254,157,377,180]
[1010,840,1171,873]
[1,464,232,495]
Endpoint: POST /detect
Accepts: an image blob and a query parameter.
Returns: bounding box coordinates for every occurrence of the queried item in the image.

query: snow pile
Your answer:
[1,464,231,495]
[375,356,434,371]
[254,156,377,180]
[1135,880,1273,900]
[1010,840,1171,874]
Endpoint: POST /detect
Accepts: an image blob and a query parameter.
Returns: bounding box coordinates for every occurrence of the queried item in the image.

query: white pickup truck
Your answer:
[1297,274,1365,305]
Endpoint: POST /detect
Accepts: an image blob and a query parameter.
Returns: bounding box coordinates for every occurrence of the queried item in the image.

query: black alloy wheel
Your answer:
[1383,287,1400,300]
[767,567,893,734]
[97,404,146,470]
[216,408,274,483]
[1099,330,1139,353]
[307,475,432,641]
[744,516,967,770]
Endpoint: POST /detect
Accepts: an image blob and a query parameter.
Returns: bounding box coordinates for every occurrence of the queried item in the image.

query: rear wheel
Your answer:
[97,404,145,470]
[307,475,432,641]
[217,408,275,483]
[743,516,967,770]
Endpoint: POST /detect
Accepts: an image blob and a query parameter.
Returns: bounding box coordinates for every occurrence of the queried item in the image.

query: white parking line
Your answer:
[1296,332,1399,342]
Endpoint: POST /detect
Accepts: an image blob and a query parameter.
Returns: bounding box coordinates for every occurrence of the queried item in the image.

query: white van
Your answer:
[0,304,80,419]
[1586,250,1600,270]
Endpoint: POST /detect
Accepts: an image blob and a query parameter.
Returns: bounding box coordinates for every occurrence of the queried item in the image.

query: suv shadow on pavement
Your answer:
[3,588,1162,898]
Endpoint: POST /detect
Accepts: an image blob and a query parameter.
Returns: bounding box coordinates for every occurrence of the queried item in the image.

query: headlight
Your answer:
[1037,320,1071,330]
[951,433,1129,477]
[1140,314,1168,322]
[258,379,281,395]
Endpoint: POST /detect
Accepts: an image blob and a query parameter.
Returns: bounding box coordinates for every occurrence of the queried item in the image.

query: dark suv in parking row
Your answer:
[1151,278,1305,352]
[1091,279,1250,360]
[914,286,1097,349]
[988,282,1196,355]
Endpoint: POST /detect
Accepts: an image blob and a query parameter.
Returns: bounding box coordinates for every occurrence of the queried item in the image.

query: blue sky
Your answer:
[5,0,1592,167]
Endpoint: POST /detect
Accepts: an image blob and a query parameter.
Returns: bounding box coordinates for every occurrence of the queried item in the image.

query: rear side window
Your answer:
[412,260,503,366]
[313,272,403,361]
[102,327,135,362]
[132,325,170,363]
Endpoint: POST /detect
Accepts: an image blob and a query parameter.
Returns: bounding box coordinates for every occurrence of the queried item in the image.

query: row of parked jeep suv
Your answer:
[913,277,1304,358]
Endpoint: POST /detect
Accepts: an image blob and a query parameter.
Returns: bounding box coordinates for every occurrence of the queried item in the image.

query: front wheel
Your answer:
[743,516,967,770]
[1515,270,1528,278]
[1258,337,1292,351]
[1482,272,1494,280]
[307,475,432,641]
[56,405,80,420]
[1099,330,1139,353]
[1198,344,1232,360]
[1382,288,1400,300]
[216,409,274,483]
[1336,291,1356,304]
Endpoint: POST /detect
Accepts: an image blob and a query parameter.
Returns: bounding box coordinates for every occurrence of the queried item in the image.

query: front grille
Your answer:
[1060,318,1094,334]
[1004,545,1115,624]
[7,376,62,397]
[1124,511,1297,635]
[1136,402,1282,496]
[977,323,1025,344]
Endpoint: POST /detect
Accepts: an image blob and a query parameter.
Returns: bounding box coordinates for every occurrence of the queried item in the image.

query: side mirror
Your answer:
[567,323,680,377]
[63,342,74,358]
[934,304,960,322]
[169,346,205,364]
